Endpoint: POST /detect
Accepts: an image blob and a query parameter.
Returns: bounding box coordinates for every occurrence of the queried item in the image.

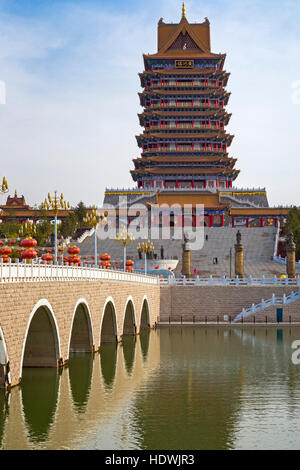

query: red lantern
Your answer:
[42,253,53,264]
[100,253,111,262]
[9,240,16,245]
[67,245,80,256]
[68,255,80,265]
[47,249,52,253]
[0,245,11,263]
[21,237,37,249]
[0,241,4,246]
[21,249,37,261]
[125,259,134,272]
[67,245,80,264]
[0,246,11,256]
[154,266,159,269]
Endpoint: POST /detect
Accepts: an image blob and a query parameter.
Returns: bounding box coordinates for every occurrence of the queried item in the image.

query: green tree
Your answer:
[74,201,87,228]
[59,213,78,239]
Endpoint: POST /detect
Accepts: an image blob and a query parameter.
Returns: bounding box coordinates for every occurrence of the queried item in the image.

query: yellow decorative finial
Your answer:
[182,2,186,18]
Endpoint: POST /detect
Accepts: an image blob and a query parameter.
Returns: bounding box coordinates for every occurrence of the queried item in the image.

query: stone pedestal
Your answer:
[182,232,192,279]
[235,243,244,278]
[286,233,296,279]
[183,248,191,278]
[234,230,244,278]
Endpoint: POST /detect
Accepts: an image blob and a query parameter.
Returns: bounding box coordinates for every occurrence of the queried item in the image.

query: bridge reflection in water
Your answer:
[1,327,300,449]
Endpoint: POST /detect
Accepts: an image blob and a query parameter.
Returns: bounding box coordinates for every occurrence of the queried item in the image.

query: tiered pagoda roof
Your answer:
[131,4,239,190]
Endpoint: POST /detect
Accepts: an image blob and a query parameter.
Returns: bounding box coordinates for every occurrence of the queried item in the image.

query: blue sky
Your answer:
[0,0,300,207]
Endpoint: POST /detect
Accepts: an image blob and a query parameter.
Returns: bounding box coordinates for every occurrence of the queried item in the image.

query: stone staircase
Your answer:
[78,226,277,276]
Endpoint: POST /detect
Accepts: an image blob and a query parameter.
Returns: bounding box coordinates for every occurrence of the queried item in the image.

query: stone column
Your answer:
[182,232,191,279]
[235,230,244,278]
[286,232,296,279]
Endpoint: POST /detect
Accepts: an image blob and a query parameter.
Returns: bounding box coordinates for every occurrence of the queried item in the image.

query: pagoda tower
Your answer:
[131,4,239,192]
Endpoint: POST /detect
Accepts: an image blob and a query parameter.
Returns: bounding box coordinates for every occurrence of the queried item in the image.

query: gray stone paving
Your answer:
[77,226,298,277]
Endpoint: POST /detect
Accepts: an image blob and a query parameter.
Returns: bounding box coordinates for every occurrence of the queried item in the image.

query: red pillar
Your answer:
[221,214,224,227]
[260,217,264,227]
[163,214,169,227]
[175,180,179,188]
[204,180,207,189]
[232,217,235,228]
[191,180,194,188]
[246,218,249,228]
[275,218,278,227]
[209,215,214,227]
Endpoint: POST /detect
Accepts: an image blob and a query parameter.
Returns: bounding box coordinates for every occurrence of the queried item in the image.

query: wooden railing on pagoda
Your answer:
[149,102,222,109]
[142,145,225,154]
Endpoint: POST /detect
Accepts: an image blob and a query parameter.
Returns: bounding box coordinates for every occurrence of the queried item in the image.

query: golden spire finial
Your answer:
[14,189,17,198]
[182,2,186,18]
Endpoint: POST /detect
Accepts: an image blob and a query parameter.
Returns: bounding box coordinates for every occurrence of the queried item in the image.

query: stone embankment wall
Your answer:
[160,285,300,323]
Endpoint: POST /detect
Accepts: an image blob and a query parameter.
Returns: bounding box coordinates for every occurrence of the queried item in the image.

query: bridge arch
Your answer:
[0,325,9,388]
[68,299,94,356]
[20,299,61,377]
[140,296,150,330]
[122,297,136,336]
[100,297,118,345]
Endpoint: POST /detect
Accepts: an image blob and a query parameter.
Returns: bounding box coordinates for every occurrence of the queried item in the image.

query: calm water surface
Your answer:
[1,326,300,450]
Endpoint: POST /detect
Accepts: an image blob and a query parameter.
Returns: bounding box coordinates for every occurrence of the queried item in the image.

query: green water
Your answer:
[1,327,300,450]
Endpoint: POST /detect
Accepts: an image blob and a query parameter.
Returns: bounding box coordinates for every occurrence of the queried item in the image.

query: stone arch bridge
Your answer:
[0,266,160,389]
